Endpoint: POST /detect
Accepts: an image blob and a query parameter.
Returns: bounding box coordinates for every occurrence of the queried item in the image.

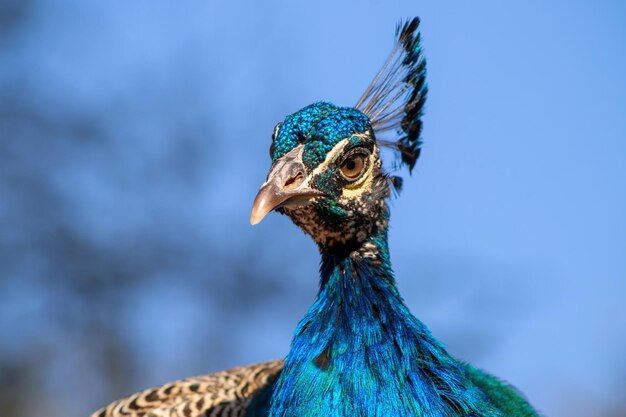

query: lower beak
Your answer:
[250,148,319,225]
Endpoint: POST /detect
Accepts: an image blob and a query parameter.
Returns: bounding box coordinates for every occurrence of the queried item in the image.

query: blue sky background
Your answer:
[0,1,625,416]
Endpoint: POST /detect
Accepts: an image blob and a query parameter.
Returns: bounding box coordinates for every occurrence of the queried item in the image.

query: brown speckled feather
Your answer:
[91,360,283,417]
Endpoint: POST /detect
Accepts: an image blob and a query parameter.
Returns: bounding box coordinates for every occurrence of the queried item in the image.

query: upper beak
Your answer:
[250,146,319,225]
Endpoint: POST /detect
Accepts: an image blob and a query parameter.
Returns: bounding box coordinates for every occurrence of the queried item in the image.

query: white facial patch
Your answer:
[272,123,282,140]
[307,136,377,200]
[309,138,350,178]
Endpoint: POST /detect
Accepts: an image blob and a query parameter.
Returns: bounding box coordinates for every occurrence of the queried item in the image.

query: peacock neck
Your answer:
[268,230,490,417]
[315,229,406,338]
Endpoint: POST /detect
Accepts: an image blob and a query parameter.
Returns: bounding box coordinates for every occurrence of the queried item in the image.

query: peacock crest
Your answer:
[356,17,428,173]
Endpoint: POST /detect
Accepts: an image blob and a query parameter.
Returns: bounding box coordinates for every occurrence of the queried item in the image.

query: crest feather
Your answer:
[355,17,428,172]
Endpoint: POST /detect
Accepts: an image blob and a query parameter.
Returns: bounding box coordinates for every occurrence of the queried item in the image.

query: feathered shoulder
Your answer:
[91,360,283,417]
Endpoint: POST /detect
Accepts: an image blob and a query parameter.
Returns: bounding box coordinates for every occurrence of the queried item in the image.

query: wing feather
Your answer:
[91,360,283,417]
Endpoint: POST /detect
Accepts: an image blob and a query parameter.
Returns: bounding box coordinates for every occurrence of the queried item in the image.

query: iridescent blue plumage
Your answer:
[268,230,505,417]
[271,102,372,169]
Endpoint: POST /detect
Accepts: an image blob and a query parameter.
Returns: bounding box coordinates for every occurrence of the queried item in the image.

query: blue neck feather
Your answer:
[267,229,499,417]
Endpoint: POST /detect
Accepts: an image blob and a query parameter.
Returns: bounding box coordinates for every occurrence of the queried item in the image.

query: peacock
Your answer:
[92,18,539,417]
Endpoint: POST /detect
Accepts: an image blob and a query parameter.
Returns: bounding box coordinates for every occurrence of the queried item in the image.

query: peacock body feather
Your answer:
[92,17,539,417]
[269,231,505,417]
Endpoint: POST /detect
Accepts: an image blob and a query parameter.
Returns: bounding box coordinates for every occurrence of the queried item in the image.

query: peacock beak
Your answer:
[250,146,320,225]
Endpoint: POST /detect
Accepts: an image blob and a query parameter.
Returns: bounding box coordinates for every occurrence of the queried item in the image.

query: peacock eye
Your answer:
[340,154,366,180]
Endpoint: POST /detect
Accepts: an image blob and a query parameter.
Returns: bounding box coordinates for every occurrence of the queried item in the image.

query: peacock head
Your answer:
[250,18,428,254]
[250,102,391,252]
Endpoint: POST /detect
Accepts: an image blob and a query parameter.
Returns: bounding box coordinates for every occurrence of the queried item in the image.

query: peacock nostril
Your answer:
[283,172,304,191]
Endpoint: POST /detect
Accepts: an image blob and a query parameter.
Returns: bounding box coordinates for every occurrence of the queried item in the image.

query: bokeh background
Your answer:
[1,1,625,416]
